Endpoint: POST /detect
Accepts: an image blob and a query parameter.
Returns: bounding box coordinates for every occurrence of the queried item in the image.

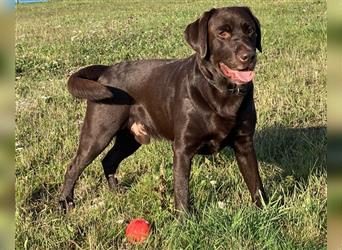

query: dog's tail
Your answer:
[67,65,113,101]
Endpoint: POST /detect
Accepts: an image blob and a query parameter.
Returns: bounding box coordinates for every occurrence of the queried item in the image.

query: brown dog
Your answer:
[60,6,268,214]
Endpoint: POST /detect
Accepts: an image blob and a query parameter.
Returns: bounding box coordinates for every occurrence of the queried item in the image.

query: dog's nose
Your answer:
[237,51,256,63]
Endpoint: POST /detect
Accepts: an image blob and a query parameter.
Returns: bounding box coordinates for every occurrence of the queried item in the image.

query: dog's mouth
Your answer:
[219,62,255,84]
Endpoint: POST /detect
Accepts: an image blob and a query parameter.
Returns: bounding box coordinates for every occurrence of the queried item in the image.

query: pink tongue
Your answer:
[219,63,255,83]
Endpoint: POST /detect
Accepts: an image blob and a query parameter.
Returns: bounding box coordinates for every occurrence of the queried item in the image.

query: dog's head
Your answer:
[184,7,261,85]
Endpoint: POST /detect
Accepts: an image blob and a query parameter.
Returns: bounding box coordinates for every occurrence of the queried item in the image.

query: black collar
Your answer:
[226,82,252,95]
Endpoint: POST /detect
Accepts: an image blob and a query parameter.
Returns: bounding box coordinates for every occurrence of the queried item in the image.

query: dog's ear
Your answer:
[246,8,262,52]
[253,14,262,52]
[184,9,215,59]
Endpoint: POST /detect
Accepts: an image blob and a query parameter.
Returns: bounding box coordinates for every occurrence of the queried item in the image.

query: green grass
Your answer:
[15,0,327,249]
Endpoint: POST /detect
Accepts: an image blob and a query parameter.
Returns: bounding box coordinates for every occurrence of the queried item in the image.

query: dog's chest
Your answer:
[196,115,236,155]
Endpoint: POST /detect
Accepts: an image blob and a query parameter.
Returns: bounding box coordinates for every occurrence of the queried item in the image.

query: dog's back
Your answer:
[67,59,181,101]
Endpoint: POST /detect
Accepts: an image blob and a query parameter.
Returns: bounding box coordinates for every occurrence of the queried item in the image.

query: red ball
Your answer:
[125,219,150,243]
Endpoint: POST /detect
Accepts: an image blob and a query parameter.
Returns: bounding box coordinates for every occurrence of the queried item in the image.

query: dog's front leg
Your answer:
[234,136,268,207]
[172,143,194,215]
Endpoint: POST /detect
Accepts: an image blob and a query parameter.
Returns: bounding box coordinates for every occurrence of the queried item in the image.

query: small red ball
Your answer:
[125,219,150,243]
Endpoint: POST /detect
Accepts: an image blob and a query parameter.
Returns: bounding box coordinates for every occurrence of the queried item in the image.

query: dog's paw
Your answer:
[254,189,268,208]
[107,174,119,191]
[59,198,75,213]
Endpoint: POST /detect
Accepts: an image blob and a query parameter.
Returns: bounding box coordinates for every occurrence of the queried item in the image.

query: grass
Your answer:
[15,0,327,249]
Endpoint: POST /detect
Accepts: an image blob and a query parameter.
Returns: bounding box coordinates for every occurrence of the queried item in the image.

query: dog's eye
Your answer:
[243,24,255,36]
[218,31,231,39]
[247,28,255,36]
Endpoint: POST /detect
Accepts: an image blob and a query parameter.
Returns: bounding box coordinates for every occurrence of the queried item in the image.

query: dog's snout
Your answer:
[237,50,256,63]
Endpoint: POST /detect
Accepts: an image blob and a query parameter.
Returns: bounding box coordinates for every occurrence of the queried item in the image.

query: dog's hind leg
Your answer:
[59,102,129,211]
[102,128,141,190]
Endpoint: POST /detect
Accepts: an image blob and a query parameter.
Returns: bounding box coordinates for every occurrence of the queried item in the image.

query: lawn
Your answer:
[15,0,327,249]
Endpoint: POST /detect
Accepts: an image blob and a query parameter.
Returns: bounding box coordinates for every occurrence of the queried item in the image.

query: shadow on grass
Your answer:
[208,125,327,206]
[254,125,326,180]
[25,182,60,215]
[119,164,151,189]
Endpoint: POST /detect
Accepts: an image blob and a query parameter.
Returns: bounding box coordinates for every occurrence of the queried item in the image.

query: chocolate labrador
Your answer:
[60,6,268,213]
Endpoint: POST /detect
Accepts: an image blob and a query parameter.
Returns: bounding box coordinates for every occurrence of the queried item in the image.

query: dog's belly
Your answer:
[129,104,174,141]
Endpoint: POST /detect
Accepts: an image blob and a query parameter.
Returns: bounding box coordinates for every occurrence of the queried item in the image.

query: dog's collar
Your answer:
[226,82,251,95]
